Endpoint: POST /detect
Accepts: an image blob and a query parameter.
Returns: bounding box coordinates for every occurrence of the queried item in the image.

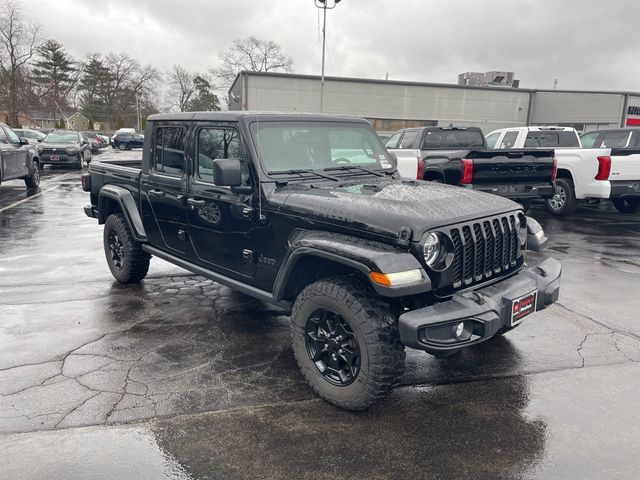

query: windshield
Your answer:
[422,129,485,149]
[250,121,394,174]
[44,133,79,143]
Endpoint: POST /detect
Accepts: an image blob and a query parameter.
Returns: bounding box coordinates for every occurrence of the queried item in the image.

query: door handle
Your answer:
[149,189,165,197]
[187,198,205,207]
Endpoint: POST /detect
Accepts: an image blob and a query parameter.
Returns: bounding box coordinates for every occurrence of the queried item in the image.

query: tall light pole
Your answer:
[135,93,141,132]
[314,0,341,113]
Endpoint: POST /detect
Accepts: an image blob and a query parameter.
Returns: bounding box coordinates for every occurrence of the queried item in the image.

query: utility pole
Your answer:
[314,0,342,113]
[136,94,141,132]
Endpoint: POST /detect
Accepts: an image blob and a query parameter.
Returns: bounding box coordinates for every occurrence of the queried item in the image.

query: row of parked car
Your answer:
[386,125,640,215]
[0,123,144,189]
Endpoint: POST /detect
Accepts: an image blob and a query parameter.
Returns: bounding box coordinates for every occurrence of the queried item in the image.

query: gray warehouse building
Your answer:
[229,71,640,134]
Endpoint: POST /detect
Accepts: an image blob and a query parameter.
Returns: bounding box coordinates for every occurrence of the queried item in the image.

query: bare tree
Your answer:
[212,36,293,86]
[79,51,159,127]
[166,65,196,112]
[0,1,42,126]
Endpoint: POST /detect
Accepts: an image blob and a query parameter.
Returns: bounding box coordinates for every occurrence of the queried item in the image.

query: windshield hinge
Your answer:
[396,226,412,248]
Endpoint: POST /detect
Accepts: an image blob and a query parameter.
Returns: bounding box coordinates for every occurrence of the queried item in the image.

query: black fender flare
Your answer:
[98,185,147,242]
[273,230,430,301]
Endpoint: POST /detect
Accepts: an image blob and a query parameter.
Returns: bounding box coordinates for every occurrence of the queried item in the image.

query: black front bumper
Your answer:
[471,182,555,200]
[399,257,561,355]
[609,180,640,199]
[40,153,81,165]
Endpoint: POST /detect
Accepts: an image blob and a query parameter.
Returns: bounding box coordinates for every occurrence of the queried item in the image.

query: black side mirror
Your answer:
[526,216,548,252]
[37,138,43,142]
[19,137,29,145]
[213,158,242,187]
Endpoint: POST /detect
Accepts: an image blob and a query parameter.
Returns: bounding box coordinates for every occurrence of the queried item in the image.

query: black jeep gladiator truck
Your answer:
[83,112,561,410]
[386,126,557,209]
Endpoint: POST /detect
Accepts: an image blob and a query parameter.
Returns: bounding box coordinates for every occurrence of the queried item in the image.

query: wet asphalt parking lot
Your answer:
[1,148,640,480]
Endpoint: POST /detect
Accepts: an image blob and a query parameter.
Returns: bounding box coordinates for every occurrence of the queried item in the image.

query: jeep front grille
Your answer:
[449,214,520,288]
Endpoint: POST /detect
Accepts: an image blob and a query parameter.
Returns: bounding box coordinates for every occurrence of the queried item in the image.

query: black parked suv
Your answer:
[113,133,144,150]
[83,112,561,410]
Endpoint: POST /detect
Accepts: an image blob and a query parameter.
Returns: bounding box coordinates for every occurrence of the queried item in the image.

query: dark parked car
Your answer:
[0,123,41,188]
[83,112,561,411]
[38,130,92,168]
[13,129,46,145]
[113,133,144,150]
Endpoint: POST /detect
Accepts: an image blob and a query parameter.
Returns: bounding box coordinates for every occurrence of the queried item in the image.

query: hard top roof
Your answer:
[147,111,370,124]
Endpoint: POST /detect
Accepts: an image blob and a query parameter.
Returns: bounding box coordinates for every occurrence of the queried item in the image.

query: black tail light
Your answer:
[81,173,91,192]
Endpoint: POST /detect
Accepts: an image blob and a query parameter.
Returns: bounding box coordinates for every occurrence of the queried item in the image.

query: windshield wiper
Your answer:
[267,169,339,182]
[323,165,386,177]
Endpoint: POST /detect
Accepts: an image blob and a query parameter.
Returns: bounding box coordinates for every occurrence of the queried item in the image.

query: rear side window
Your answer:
[601,131,631,148]
[399,130,418,148]
[154,126,186,176]
[499,131,519,149]
[485,132,500,148]
[0,128,8,144]
[580,131,600,148]
[524,131,580,148]
[385,132,401,149]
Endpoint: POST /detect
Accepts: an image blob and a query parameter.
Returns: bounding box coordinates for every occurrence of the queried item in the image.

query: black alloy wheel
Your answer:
[108,230,125,270]
[305,308,360,386]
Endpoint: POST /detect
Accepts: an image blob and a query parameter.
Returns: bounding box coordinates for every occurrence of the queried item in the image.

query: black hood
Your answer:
[268,178,520,241]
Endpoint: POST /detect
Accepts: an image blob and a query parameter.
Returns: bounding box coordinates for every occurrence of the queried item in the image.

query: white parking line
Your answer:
[0,186,58,213]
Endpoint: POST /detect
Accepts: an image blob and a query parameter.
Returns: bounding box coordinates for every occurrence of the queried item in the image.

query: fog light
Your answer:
[454,322,465,338]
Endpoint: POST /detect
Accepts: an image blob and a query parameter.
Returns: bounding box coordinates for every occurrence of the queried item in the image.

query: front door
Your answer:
[144,124,189,254]
[1,127,27,178]
[187,124,257,278]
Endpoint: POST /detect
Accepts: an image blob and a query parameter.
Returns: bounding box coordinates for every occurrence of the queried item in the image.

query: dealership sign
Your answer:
[627,97,640,126]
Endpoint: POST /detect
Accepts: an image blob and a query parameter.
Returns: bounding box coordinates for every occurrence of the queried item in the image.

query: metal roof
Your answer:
[229,71,640,98]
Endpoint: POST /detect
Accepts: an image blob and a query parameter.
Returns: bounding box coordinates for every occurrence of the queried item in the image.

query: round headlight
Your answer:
[423,232,442,266]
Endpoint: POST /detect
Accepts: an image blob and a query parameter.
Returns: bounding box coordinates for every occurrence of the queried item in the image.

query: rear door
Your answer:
[187,123,257,278]
[142,124,190,254]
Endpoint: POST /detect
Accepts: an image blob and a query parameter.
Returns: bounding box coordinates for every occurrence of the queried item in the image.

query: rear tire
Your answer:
[103,213,151,283]
[24,161,40,188]
[546,178,577,216]
[613,198,640,214]
[290,277,405,411]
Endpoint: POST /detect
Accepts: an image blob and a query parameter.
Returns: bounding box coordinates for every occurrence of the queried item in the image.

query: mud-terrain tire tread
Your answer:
[291,276,405,411]
[103,213,150,283]
[612,198,640,214]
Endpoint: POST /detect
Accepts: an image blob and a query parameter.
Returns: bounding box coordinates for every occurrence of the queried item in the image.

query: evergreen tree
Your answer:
[32,40,77,118]
[186,76,220,111]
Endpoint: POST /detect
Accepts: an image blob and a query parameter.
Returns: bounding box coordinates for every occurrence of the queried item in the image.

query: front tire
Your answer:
[613,198,640,214]
[24,162,40,188]
[546,178,577,216]
[291,277,405,411]
[103,213,151,283]
[118,143,127,151]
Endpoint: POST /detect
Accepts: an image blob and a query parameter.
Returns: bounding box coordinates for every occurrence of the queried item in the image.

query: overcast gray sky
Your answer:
[22,0,640,92]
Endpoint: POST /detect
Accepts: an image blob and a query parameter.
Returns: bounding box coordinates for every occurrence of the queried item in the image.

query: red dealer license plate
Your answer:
[510,290,538,326]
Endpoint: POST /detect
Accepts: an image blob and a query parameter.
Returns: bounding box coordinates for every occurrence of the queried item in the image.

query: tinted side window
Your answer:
[154,126,186,176]
[485,132,500,148]
[602,131,631,148]
[0,128,8,144]
[580,132,600,149]
[197,128,248,184]
[5,127,20,144]
[385,132,402,149]
[499,131,519,149]
[399,130,418,148]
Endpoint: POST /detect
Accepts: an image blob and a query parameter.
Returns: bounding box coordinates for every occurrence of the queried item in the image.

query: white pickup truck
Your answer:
[486,126,640,215]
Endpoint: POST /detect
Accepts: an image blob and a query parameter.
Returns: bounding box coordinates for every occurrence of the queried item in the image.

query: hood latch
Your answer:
[396,226,412,248]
